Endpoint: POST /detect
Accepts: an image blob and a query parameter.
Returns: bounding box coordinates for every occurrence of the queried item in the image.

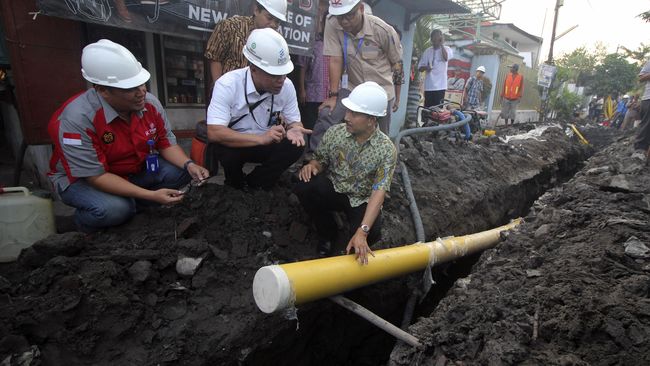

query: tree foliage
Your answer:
[555,45,606,86]
[413,15,433,60]
[589,53,639,97]
[621,43,650,66]
[549,88,582,120]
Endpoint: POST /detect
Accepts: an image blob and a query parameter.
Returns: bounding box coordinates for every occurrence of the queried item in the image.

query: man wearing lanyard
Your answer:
[206,29,311,190]
[48,40,209,233]
[307,0,402,155]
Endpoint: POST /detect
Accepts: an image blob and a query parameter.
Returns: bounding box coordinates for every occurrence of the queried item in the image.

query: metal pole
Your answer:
[541,0,563,122]
[546,0,562,65]
[330,296,423,348]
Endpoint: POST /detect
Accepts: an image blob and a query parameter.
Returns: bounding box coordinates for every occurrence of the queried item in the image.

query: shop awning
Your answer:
[367,0,471,29]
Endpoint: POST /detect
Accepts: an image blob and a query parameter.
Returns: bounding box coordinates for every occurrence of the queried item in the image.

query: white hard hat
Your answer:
[623,94,629,98]
[329,0,361,16]
[476,65,486,73]
[243,28,294,76]
[341,81,388,117]
[81,39,150,89]
[256,0,287,22]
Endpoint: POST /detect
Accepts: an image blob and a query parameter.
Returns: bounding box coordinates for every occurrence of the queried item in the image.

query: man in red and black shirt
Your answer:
[48,39,209,232]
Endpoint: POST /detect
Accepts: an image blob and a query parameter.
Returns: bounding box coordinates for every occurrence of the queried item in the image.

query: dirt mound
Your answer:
[0,123,608,365]
[390,131,650,365]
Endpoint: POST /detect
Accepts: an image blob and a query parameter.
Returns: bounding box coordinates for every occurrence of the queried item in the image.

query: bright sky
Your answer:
[498,0,649,61]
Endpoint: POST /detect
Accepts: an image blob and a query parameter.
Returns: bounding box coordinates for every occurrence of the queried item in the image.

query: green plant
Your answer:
[549,88,582,120]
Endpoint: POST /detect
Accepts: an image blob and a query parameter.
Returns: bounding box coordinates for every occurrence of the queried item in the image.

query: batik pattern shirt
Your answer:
[204,16,255,75]
[314,124,396,207]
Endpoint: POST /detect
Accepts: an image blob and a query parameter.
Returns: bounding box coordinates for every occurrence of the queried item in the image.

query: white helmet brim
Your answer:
[243,46,294,76]
[342,96,387,117]
[329,0,361,16]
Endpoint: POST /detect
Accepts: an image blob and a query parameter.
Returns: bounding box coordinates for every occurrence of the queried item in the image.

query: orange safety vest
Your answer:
[503,72,523,100]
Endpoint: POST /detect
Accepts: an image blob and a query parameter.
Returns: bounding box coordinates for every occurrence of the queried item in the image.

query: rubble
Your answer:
[1,122,636,365]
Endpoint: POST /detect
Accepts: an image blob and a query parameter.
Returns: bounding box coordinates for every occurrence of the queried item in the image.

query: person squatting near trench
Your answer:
[206,28,312,190]
[295,81,397,265]
[48,39,209,233]
[204,0,288,86]
[306,0,403,156]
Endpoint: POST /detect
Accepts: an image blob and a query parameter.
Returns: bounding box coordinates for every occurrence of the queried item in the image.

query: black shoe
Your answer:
[317,240,332,257]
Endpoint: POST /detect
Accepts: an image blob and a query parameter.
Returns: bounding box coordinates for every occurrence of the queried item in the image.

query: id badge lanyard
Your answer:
[342,33,364,90]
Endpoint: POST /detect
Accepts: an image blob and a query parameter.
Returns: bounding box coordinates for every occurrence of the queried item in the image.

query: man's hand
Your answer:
[298,163,319,182]
[150,188,185,205]
[186,162,210,182]
[319,96,337,113]
[286,126,313,147]
[260,125,286,145]
[392,98,400,112]
[346,229,375,265]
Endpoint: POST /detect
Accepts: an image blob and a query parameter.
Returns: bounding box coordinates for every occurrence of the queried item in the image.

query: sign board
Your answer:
[445,90,464,106]
[36,0,317,56]
[537,64,557,88]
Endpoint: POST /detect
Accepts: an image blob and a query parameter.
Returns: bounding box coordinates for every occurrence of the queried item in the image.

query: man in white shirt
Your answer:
[418,29,454,107]
[207,28,311,189]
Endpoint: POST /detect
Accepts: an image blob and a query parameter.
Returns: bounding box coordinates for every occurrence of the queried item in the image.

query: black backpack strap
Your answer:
[227,96,268,129]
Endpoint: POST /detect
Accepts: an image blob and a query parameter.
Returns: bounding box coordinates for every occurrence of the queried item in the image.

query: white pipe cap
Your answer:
[253,265,293,313]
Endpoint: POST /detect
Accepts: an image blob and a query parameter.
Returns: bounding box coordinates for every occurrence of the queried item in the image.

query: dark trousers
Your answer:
[299,102,320,148]
[424,90,446,107]
[216,139,303,189]
[634,99,650,151]
[294,174,382,245]
[299,102,320,130]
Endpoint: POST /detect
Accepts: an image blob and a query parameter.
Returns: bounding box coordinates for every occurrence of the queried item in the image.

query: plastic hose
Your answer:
[393,114,472,241]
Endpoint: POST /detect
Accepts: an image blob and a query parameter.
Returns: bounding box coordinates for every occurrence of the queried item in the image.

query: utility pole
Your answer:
[540,0,563,122]
[547,0,563,64]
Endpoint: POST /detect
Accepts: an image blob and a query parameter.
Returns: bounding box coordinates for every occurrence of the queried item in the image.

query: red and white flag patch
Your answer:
[62,132,82,146]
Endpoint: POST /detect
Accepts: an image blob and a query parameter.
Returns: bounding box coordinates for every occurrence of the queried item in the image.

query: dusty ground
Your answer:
[390,129,650,365]
[0,122,622,365]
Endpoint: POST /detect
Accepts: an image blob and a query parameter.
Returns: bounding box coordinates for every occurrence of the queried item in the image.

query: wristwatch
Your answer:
[360,224,370,234]
[328,91,339,98]
[183,159,195,171]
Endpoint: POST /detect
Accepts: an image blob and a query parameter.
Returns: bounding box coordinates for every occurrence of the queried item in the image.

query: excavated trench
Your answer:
[241,124,607,366]
[0,123,618,366]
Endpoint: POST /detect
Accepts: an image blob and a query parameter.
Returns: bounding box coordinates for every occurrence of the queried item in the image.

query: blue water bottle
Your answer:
[145,139,159,173]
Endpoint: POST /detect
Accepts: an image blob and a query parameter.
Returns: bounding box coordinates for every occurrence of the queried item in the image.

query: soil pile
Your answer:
[0,123,607,365]
[390,131,650,365]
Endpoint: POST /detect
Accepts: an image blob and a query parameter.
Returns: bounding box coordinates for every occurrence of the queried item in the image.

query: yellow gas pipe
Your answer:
[253,219,522,313]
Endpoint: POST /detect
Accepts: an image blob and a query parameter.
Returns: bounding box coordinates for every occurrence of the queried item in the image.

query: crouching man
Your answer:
[295,82,396,264]
[207,28,311,190]
[48,39,209,233]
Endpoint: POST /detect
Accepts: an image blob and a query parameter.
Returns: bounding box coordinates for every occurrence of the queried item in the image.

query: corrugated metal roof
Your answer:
[390,0,471,16]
